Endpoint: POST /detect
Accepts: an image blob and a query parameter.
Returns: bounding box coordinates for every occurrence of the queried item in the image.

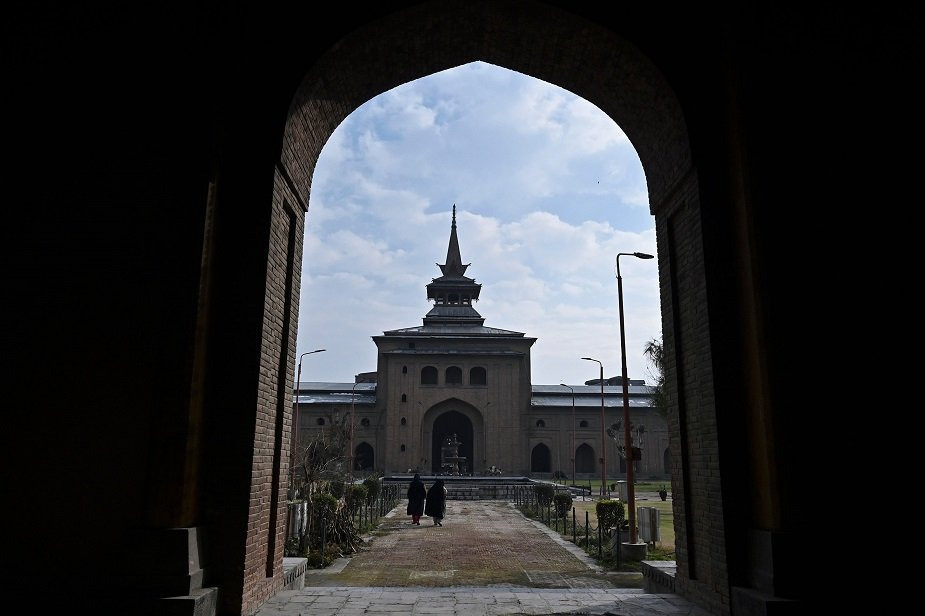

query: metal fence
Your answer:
[286,482,401,545]
[512,484,628,566]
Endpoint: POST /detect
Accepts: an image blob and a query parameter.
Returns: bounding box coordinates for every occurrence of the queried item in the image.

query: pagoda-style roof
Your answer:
[423,205,484,326]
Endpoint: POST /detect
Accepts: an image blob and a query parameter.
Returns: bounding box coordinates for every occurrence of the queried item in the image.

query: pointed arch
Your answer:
[531,443,551,473]
[354,442,374,471]
[576,443,596,474]
[421,399,484,476]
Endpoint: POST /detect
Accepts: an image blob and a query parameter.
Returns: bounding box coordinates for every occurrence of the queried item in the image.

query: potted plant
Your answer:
[658,484,668,501]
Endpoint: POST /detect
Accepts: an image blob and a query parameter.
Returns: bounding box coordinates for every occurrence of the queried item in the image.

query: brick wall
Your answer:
[656,173,730,614]
[244,3,719,613]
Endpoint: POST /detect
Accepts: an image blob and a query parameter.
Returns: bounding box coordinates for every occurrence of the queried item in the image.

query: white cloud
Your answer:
[297,62,661,386]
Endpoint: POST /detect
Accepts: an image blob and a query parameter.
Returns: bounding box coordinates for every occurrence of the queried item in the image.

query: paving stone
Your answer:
[252,501,703,616]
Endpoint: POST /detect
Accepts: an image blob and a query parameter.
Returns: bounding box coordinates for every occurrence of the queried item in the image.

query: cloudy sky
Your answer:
[296,61,661,387]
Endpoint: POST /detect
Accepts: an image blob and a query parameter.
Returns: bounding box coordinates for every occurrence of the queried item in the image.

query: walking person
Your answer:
[406,473,426,525]
[424,478,447,526]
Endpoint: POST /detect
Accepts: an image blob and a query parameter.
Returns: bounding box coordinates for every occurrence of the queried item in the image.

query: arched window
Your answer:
[421,366,437,385]
[530,443,551,473]
[401,394,407,402]
[400,444,406,452]
[579,420,588,428]
[400,417,407,425]
[354,442,374,470]
[448,293,459,304]
[316,417,325,426]
[469,366,486,385]
[535,419,545,428]
[576,444,595,473]
[446,366,462,384]
[360,418,370,427]
[402,365,407,374]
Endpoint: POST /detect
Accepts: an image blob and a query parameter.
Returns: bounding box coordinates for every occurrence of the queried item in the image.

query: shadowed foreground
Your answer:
[254,501,712,615]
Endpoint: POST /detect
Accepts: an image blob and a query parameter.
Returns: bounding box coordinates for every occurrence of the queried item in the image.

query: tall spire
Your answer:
[424,205,483,325]
[438,204,469,277]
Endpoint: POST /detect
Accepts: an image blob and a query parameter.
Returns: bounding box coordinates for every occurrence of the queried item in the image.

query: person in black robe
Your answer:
[424,478,447,526]
[406,473,426,525]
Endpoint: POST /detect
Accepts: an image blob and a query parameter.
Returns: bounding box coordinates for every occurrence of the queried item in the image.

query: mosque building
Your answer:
[294,207,668,479]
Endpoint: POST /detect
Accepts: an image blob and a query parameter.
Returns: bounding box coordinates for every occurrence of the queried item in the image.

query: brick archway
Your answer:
[431,411,474,475]
[270,4,706,614]
[421,399,485,475]
[10,2,878,615]
[576,443,596,474]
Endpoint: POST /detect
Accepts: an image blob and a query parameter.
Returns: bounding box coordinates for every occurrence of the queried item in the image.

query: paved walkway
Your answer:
[255,500,713,615]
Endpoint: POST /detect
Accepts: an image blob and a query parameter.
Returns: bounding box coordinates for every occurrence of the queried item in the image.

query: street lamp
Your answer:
[349,381,360,482]
[560,383,575,484]
[291,349,326,493]
[580,357,606,496]
[616,251,654,544]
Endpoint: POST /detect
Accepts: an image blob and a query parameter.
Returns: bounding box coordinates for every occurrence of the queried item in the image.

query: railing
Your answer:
[512,484,625,566]
[286,482,401,555]
[347,483,400,531]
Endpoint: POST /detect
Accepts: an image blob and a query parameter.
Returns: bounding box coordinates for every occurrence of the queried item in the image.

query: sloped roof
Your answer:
[294,382,376,405]
[294,382,656,408]
[381,324,527,337]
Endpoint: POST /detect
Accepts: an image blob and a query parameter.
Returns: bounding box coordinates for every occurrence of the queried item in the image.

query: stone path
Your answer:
[254,500,713,615]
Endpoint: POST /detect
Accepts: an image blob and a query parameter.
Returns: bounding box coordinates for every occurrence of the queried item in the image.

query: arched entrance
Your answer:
[575,444,596,474]
[530,443,551,473]
[214,3,765,614]
[8,0,861,613]
[270,11,697,613]
[431,411,474,475]
[354,442,374,471]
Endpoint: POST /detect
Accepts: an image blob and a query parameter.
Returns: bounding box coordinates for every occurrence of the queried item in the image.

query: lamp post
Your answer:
[580,357,606,496]
[560,383,575,484]
[291,349,326,494]
[616,251,654,544]
[349,381,360,482]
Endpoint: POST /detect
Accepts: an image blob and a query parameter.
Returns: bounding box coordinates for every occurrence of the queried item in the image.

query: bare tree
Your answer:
[291,414,351,553]
[643,336,667,421]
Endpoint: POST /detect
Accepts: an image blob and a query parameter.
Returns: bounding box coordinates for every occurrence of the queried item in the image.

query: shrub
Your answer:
[535,483,555,507]
[363,476,381,505]
[328,480,345,499]
[553,492,572,518]
[552,470,568,480]
[595,499,625,531]
[345,484,368,514]
[313,493,338,524]
[310,493,362,555]
[306,545,339,569]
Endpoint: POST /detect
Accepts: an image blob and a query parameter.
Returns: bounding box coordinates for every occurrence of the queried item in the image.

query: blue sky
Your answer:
[296,61,661,387]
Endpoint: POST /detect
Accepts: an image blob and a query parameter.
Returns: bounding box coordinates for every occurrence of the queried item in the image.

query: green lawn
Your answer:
[566,492,674,551]
[552,478,672,496]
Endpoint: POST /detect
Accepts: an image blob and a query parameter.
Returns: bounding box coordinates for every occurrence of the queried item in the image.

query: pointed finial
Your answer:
[452,204,456,228]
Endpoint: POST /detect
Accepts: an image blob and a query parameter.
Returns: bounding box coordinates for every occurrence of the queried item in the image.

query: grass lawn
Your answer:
[551,478,672,495]
[566,491,675,554]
